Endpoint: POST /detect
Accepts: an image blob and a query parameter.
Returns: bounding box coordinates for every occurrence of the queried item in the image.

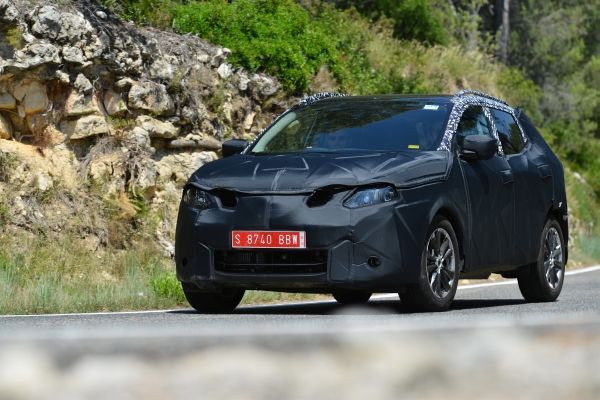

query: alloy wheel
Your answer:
[426,228,456,298]
[544,227,563,289]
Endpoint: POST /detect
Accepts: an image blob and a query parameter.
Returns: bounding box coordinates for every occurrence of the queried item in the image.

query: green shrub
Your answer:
[172,0,340,92]
[149,271,186,303]
[372,0,447,45]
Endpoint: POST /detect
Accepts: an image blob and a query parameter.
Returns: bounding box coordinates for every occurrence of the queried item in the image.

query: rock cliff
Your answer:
[0,0,298,198]
[0,0,302,252]
[0,0,307,250]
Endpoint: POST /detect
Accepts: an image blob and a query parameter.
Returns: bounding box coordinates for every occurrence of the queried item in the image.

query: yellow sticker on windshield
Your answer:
[408,144,420,149]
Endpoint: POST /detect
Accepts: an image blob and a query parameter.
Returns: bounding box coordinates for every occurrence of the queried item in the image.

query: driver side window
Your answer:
[455,105,492,147]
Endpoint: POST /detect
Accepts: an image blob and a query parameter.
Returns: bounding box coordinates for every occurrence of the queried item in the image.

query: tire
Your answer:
[332,290,372,305]
[182,285,245,313]
[399,215,460,312]
[517,216,565,302]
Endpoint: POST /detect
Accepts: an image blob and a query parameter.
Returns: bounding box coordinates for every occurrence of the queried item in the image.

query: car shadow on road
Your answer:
[238,300,406,315]
[450,299,527,311]
[168,300,404,315]
[169,298,527,315]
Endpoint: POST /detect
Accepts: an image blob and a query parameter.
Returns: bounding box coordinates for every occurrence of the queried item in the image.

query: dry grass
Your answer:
[0,232,182,315]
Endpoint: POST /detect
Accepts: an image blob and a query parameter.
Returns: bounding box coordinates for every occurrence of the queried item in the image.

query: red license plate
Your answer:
[232,231,306,249]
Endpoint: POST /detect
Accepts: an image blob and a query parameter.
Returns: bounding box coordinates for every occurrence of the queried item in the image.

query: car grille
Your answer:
[215,250,327,274]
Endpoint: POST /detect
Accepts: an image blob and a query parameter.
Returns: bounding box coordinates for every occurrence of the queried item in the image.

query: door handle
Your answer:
[500,169,514,184]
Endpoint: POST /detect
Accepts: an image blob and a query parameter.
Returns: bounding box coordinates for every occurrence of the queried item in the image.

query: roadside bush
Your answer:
[172,0,339,91]
[149,271,186,303]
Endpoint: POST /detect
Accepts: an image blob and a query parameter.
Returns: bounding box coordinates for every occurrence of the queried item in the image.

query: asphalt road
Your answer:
[1,266,599,400]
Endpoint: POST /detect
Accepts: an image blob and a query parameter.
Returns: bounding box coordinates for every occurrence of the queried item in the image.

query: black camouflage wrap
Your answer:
[175,92,568,294]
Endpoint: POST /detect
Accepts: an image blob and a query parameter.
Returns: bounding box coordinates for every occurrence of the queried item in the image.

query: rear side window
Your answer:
[455,105,492,147]
[490,109,524,155]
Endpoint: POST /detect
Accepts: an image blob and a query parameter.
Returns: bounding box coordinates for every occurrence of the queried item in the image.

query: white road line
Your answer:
[564,265,600,275]
[357,265,600,301]
[2,265,599,318]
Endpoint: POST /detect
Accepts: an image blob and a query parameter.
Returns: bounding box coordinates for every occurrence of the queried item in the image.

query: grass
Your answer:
[241,291,326,306]
[0,227,325,314]
[0,192,326,314]
[0,232,184,315]
[569,236,600,269]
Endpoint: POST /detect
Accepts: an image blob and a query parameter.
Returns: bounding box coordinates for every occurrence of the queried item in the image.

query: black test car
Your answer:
[175,90,568,312]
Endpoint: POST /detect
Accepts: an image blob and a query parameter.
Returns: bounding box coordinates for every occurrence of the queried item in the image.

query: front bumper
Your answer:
[175,190,431,293]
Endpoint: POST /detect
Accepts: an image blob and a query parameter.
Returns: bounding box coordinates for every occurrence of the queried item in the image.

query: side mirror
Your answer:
[222,139,248,158]
[460,135,497,161]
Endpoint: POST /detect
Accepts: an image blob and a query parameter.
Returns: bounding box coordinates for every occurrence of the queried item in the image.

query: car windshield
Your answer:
[248,99,452,155]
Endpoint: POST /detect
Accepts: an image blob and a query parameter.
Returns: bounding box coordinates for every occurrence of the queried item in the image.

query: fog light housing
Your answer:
[368,256,381,268]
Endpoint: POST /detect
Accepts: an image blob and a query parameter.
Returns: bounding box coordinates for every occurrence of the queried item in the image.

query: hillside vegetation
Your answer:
[116,0,599,233]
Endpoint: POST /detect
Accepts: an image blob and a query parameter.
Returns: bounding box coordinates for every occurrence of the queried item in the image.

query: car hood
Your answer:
[188,151,452,194]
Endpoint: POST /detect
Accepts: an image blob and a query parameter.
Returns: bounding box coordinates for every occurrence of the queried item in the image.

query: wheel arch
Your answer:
[431,205,466,269]
[546,205,569,264]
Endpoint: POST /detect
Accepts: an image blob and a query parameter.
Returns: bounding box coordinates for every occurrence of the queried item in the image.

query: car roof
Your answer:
[297,91,511,110]
[309,94,454,104]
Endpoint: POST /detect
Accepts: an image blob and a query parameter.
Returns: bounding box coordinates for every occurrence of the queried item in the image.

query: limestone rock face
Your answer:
[155,151,217,186]
[16,7,88,54]
[103,90,127,116]
[83,35,107,60]
[238,74,251,91]
[115,78,134,89]
[136,115,179,139]
[149,58,174,80]
[88,152,125,195]
[251,74,279,97]
[56,12,92,44]
[62,46,88,65]
[134,158,159,193]
[64,90,98,117]
[0,0,19,22]
[12,81,48,115]
[61,115,109,140]
[217,63,232,79]
[26,114,48,133]
[128,127,154,154]
[74,74,93,94]
[35,172,53,192]
[0,92,16,109]
[29,6,62,40]
[27,43,62,66]
[0,113,11,139]
[128,83,174,116]
[4,44,62,73]
[0,2,291,210]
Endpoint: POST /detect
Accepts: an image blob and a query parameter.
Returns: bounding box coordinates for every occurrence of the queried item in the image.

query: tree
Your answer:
[494,0,509,63]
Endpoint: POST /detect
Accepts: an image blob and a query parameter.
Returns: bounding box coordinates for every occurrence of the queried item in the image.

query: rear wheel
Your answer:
[332,290,372,305]
[182,285,245,313]
[517,217,565,302]
[400,216,459,312]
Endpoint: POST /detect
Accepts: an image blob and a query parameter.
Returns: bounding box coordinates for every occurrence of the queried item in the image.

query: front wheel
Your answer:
[517,217,565,302]
[332,290,372,305]
[399,216,459,312]
[182,285,245,313]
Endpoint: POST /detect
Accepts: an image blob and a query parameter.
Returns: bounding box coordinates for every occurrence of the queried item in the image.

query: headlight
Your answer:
[343,186,399,208]
[182,186,210,209]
